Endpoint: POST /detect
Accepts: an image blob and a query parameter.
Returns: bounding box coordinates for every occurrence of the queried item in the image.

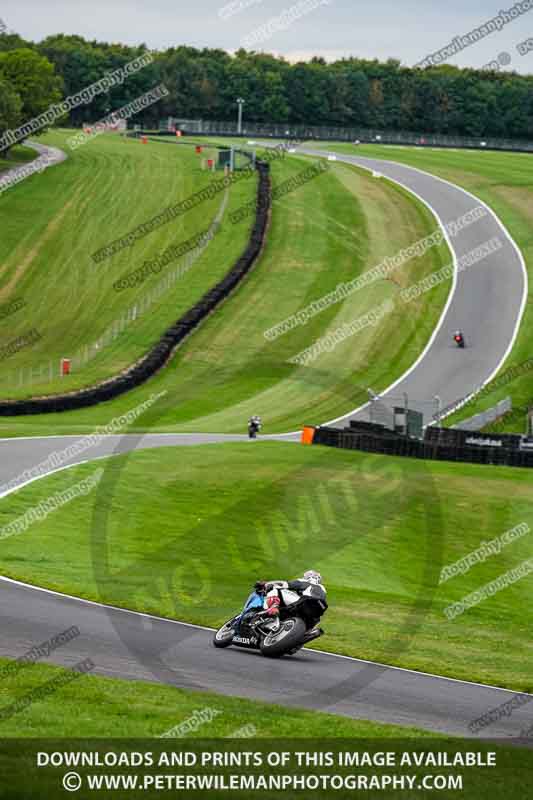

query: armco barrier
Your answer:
[452,397,512,432]
[158,119,533,155]
[312,426,533,469]
[0,159,271,416]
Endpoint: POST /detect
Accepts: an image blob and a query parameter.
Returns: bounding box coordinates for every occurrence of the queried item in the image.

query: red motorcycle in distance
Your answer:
[454,331,465,349]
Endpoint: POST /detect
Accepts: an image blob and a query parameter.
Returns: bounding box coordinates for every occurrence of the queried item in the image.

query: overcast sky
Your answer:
[2,0,532,73]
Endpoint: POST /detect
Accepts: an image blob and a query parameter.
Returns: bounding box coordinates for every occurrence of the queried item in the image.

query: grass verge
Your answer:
[0,655,432,738]
[305,141,533,432]
[0,129,255,399]
[0,139,451,436]
[1,442,532,691]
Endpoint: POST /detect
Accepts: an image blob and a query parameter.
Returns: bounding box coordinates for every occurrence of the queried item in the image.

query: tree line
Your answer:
[1,27,532,154]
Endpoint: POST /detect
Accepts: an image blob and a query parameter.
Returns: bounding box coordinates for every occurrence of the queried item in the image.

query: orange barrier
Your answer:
[301,426,316,445]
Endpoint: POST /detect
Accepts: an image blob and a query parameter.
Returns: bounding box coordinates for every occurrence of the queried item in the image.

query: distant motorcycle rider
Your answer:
[453,330,465,348]
[248,415,262,439]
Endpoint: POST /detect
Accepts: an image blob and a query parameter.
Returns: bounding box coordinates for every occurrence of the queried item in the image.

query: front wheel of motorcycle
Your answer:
[213,620,236,648]
[260,617,306,658]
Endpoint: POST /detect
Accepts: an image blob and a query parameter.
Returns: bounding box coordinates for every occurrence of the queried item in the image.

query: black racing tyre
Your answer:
[260,617,306,658]
[285,646,303,656]
[213,620,236,648]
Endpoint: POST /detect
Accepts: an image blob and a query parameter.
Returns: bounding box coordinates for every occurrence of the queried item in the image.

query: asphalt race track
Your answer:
[0,149,530,738]
[294,147,527,428]
[2,574,533,738]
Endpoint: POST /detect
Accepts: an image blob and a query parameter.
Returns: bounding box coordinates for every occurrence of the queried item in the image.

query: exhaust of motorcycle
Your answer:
[303,627,324,643]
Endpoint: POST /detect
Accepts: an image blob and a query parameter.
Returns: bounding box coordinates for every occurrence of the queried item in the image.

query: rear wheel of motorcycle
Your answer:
[285,646,303,656]
[260,617,306,658]
[213,620,235,648]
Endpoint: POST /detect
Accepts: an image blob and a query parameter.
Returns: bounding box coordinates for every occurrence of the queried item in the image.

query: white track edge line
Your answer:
[0,149,529,701]
[319,152,459,428]
[0,459,98,501]
[352,152,529,397]
[0,571,529,699]
[1,149,526,440]
[0,574,213,633]
[0,428,527,699]
[299,148,528,429]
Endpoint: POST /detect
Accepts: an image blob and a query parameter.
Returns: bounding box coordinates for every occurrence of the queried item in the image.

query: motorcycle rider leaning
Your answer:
[235,570,325,634]
[258,570,325,617]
